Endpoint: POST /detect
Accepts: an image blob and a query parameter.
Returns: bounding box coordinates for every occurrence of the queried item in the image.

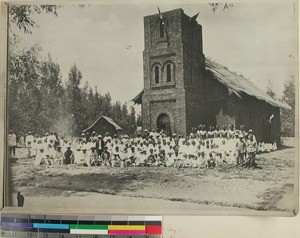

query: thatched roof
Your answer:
[132,58,290,109]
[83,116,122,133]
[205,58,290,109]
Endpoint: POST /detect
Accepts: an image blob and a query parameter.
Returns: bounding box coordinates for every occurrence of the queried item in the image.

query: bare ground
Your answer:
[7,146,296,213]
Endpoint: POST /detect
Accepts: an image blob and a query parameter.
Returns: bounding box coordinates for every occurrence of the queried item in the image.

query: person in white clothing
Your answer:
[8,130,17,157]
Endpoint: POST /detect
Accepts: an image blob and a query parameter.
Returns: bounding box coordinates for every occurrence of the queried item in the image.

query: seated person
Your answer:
[101,146,111,166]
[207,152,216,169]
[53,146,64,165]
[112,146,123,167]
[145,148,156,167]
[64,145,74,165]
[90,147,99,166]
[34,147,47,165]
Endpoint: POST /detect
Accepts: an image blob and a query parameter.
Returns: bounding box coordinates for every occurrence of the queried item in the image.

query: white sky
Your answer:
[10,1,298,107]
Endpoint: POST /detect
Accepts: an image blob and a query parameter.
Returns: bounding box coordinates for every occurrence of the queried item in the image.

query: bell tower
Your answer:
[142,8,205,136]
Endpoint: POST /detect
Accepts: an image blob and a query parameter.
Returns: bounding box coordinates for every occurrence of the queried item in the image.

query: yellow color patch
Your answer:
[108,225,145,230]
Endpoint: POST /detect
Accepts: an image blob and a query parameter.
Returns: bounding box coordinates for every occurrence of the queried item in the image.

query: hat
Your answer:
[81,133,85,136]
[98,135,102,138]
[239,134,244,138]
[248,129,253,133]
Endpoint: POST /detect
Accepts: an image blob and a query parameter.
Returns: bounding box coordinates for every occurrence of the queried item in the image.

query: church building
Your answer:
[132,8,289,143]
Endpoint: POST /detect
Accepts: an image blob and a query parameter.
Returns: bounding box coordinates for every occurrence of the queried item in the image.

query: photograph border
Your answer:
[0,0,299,217]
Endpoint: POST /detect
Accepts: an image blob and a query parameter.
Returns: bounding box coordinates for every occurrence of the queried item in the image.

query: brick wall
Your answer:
[141,8,281,142]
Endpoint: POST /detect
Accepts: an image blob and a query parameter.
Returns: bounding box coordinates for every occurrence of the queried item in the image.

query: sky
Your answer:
[10,1,298,108]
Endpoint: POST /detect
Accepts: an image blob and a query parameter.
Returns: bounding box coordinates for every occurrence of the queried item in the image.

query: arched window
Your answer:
[159,21,165,38]
[166,64,172,82]
[154,66,160,84]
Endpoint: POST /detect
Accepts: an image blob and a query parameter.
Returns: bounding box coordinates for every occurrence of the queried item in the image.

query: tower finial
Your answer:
[189,12,199,23]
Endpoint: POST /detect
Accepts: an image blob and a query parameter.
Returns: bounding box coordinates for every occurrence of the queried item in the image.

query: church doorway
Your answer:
[157,113,171,136]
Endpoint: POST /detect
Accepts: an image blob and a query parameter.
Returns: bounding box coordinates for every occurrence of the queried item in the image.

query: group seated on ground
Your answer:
[23,124,278,169]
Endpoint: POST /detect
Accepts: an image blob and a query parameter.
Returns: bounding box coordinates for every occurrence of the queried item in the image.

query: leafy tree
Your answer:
[7,4,141,138]
[9,5,58,34]
[65,64,84,135]
[280,76,295,137]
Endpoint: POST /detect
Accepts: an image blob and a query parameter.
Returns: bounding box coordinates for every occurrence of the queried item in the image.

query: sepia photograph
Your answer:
[3,0,298,215]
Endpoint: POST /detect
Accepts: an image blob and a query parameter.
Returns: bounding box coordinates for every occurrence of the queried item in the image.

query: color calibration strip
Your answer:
[0,214,162,236]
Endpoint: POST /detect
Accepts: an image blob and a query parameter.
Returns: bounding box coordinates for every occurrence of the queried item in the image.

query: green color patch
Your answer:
[69,224,108,230]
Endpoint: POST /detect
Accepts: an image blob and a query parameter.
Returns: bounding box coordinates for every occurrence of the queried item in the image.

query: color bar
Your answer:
[33,223,69,230]
[108,230,147,235]
[70,224,108,230]
[108,225,145,230]
[1,222,33,228]
[70,229,108,235]
[146,225,162,234]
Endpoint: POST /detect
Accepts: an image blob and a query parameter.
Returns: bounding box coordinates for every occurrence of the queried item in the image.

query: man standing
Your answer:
[95,135,105,158]
[246,133,257,168]
[8,130,17,157]
[236,134,246,166]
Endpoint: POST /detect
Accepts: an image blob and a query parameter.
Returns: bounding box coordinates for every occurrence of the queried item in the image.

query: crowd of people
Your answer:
[13,124,278,169]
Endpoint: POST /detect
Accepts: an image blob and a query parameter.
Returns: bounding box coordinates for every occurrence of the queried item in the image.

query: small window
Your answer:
[155,66,160,84]
[166,64,171,82]
[159,21,165,38]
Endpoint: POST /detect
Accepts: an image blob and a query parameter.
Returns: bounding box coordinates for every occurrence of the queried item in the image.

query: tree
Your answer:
[8,44,42,135]
[280,76,295,137]
[65,64,83,136]
[9,5,58,34]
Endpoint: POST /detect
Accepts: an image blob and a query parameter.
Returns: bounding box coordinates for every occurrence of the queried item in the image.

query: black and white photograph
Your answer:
[3,0,298,215]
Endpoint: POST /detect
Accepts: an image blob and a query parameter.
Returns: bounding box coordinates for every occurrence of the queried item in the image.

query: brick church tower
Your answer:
[142,8,205,136]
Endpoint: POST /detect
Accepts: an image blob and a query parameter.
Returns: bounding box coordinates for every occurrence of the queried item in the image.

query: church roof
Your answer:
[132,58,290,109]
[205,58,290,109]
